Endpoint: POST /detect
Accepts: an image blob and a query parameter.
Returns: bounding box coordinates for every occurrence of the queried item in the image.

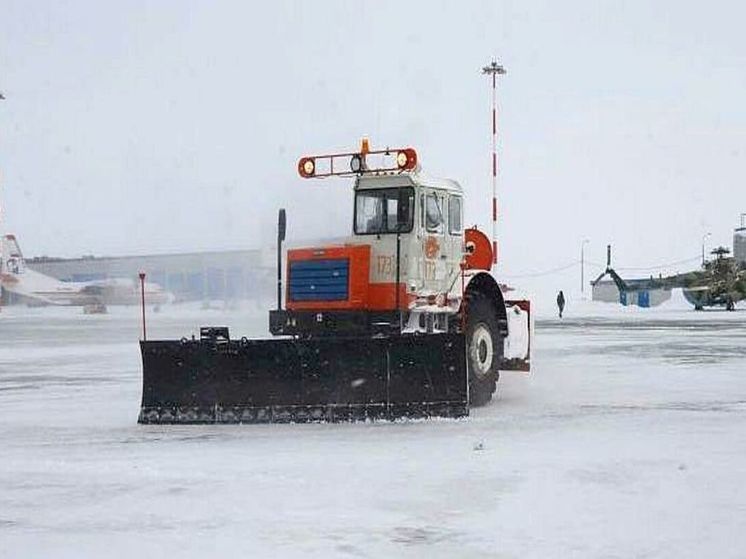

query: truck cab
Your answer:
[351,173,465,311]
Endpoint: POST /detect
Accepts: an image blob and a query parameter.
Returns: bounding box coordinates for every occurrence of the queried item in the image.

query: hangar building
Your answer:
[25,248,275,303]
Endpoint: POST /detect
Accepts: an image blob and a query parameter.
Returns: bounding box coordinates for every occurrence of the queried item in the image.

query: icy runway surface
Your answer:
[1,302,745,558]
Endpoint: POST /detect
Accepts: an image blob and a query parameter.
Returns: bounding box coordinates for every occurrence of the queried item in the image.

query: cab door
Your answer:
[444,194,464,295]
[420,189,448,293]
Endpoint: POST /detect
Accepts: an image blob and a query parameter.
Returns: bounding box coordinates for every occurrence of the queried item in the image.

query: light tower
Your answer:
[701,232,711,267]
[481,60,506,267]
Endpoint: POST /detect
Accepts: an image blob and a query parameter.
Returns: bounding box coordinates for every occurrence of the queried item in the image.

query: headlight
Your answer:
[350,154,363,173]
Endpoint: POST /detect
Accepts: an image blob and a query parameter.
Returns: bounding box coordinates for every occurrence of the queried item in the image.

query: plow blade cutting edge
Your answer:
[138,333,468,424]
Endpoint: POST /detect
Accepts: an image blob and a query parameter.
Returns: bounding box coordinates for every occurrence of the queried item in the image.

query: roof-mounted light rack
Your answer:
[298,138,417,179]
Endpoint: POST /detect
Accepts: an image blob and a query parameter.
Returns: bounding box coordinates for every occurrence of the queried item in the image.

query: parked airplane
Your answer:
[0,234,173,307]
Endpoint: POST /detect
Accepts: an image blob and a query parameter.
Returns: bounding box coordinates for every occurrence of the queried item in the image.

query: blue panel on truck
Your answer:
[289,259,349,301]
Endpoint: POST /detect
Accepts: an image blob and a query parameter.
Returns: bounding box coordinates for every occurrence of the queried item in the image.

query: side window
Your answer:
[448,196,462,234]
[425,192,444,234]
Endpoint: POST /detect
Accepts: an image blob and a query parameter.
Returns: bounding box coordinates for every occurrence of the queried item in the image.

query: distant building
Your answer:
[24,248,275,303]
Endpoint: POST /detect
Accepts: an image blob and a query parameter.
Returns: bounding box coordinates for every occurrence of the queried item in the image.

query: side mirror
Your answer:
[278,208,286,243]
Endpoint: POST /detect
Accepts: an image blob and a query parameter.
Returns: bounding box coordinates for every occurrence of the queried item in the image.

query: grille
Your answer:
[288,259,349,301]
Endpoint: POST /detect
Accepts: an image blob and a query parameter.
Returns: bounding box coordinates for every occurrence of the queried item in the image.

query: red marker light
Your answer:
[396,148,417,171]
[298,157,316,178]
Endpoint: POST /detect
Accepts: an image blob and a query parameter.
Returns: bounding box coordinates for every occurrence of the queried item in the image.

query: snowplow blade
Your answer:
[138,333,467,424]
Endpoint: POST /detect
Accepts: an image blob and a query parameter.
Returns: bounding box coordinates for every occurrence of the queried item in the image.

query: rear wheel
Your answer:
[465,291,503,407]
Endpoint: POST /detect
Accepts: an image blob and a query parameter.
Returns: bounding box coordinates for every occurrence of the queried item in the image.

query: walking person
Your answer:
[556,290,566,318]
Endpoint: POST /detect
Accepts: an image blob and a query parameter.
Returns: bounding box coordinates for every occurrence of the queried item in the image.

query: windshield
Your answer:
[354,187,414,235]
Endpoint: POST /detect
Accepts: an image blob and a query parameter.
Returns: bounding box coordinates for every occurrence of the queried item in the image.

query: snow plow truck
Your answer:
[138,141,531,424]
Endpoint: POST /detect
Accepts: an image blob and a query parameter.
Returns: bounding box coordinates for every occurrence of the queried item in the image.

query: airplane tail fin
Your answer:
[1,234,26,277]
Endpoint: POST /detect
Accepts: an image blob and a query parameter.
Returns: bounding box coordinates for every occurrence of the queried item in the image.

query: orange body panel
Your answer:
[286,245,408,311]
[463,228,493,271]
[367,282,410,311]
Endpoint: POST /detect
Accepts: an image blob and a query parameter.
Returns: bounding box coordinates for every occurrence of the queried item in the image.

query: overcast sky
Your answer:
[1,1,745,299]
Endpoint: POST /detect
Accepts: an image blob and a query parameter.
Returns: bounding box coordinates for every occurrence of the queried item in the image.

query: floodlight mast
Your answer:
[482,60,506,267]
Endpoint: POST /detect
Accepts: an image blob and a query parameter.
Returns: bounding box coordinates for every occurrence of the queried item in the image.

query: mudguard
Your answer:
[139,333,468,424]
[501,299,531,372]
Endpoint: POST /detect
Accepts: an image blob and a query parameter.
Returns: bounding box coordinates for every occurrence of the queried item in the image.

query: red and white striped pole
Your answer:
[482,60,506,267]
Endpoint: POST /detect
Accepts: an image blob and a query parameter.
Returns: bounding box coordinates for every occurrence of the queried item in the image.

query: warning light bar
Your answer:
[298,140,418,179]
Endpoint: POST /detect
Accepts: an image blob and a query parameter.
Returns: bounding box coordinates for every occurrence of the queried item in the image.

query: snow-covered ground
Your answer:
[1,298,745,558]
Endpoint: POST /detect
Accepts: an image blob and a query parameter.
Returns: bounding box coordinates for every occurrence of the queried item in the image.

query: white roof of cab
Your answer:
[355,169,463,194]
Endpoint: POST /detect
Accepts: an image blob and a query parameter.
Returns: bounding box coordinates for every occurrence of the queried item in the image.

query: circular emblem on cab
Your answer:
[425,236,440,259]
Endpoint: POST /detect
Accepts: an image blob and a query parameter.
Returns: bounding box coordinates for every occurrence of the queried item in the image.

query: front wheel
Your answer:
[465,291,503,407]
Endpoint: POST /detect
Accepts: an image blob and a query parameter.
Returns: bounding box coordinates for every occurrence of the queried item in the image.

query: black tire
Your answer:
[465,290,503,407]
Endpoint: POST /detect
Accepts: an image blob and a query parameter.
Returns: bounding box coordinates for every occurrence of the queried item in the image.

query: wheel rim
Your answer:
[469,323,494,379]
